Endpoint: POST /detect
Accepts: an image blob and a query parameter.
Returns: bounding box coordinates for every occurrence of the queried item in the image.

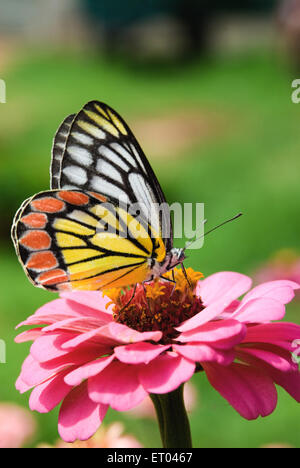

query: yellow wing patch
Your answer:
[84,110,119,137]
[106,108,127,135]
[62,248,104,265]
[91,232,147,257]
[68,254,146,279]
[53,218,95,236]
[77,120,106,139]
[69,262,150,291]
[51,197,155,291]
[68,210,99,228]
[56,232,87,247]
[90,204,123,233]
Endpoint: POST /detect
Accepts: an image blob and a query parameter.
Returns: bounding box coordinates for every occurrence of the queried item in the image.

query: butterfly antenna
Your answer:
[184,212,243,251]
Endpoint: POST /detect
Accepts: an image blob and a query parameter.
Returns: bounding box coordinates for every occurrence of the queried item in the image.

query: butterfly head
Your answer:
[165,247,186,272]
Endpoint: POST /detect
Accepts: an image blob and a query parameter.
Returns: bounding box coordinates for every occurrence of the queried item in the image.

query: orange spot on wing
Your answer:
[59,191,89,205]
[21,213,48,228]
[89,192,107,202]
[32,197,65,213]
[27,251,57,270]
[37,269,69,286]
[20,231,51,250]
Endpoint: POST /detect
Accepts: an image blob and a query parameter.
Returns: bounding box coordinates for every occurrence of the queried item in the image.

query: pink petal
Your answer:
[243,322,300,344]
[203,362,278,420]
[242,280,300,305]
[232,298,285,323]
[176,301,227,332]
[173,343,234,366]
[198,272,252,306]
[16,355,58,390]
[42,317,106,333]
[138,352,195,394]
[114,342,170,365]
[179,272,252,332]
[15,374,32,394]
[60,326,117,350]
[221,300,241,317]
[30,332,76,363]
[178,319,246,349]
[15,328,43,343]
[239,343,300,401]
[268,368,300,402]
[19,348,100,389]
[61,322,162,351]
[237,346,298,373]
[29,369,72,413]
[64,355,115,386]
[108,322,162,343]
[16,298,84,329]
[263,340,297,352]
[58,381,108,442]
[88,361,148,411]
[16,295,112,330]
[61,291,114,317]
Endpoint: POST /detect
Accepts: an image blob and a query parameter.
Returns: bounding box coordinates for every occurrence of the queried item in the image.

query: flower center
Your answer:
[105,268,204,344]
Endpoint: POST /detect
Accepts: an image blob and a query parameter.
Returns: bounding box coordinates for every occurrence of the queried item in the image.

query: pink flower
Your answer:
[254,249,300,295]
[38,422,143,448]
[0,402,37,448]
[15,268,300,442]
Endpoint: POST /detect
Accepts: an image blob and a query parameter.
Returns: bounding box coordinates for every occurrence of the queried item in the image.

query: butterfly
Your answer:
[11,101,187,292]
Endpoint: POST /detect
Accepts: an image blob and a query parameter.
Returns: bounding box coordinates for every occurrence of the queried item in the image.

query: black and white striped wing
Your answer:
[54,101,173,252]
[51,113,76,189]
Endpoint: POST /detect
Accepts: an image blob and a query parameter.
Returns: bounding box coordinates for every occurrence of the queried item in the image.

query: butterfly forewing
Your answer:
[13,189,164,291]
[55,101,173,252]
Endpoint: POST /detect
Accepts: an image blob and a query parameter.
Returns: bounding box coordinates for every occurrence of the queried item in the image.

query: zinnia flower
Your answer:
[15,268,300,443]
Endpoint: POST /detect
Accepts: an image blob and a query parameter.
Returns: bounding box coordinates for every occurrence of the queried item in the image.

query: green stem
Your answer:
[150,385,193,448]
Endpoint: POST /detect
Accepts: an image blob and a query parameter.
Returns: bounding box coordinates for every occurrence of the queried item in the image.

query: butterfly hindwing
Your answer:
[13,189,166,291]
[51,113,76,189]
[56,101,173,252]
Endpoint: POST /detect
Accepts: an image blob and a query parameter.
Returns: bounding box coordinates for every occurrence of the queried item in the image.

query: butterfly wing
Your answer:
[51,113,76,189]
[54,101,173,253]
[12,189,166,291]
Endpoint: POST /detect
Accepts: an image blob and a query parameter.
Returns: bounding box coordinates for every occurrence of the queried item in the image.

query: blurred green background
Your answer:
[0,0,299,448]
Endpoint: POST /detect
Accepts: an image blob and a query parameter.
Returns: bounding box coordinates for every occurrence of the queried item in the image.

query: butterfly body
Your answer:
[12,101,185,292]
[146,248,186,282]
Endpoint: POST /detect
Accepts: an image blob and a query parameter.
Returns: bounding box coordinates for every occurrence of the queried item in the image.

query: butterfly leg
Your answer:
[119,283,137,312]
[159,275,176,284]
[159,271,177,297]
[181,263,191,288]
[170,268,177,297]
[142,282,151,313]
